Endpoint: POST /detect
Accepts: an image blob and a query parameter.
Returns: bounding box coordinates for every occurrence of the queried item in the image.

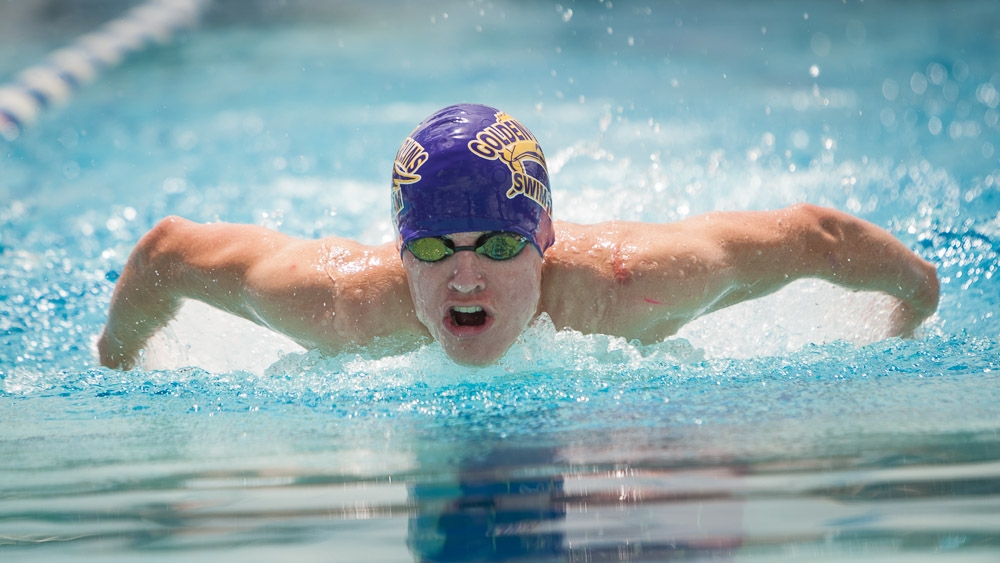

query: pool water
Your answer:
[2,0,1000,560]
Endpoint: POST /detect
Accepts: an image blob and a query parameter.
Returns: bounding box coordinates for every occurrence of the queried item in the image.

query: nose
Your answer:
[447,252,486,293]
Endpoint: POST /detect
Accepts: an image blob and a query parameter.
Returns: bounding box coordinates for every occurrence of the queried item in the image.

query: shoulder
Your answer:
[309,238,406,289]
[307,240,422,346]
[227,231,420,348]
[539,221,637,333]
[538,219,733,340]
[248,234,405,297]
[545,220,702,276]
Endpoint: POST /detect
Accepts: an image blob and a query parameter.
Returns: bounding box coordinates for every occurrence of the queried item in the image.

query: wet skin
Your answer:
[401,231,543,366]
[98,206,940,370]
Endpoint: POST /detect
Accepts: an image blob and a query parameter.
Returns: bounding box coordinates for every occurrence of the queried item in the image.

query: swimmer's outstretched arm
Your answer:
[693,203,940,335]
[98,216,419,370]
[546,204,939,341]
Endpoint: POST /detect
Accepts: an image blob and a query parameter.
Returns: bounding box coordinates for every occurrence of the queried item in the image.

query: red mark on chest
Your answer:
[644,297,665,305]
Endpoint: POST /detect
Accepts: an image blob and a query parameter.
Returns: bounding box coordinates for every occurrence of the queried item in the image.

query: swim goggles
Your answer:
[406,232,529,262]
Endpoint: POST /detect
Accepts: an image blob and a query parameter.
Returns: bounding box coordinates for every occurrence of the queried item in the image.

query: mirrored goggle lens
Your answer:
[475,232,528,260]
[407,232,529,262]
[407,236,453,262]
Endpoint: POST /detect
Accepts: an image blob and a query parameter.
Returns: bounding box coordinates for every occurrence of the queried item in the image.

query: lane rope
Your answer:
[0,0,211,141]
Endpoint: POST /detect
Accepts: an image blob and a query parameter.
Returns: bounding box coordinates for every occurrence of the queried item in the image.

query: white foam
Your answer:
[677,279,909,359]
[143,300,304,374]
[143,279,902,377]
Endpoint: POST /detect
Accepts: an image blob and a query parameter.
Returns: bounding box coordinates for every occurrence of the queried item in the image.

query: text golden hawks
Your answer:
[467,111,553,214]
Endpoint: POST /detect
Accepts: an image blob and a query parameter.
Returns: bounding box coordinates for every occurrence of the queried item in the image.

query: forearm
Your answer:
[98,274,182,370]
[583,206,939,341]
[98,222,185,369]
[97,217,363,368]
[720,203,941,338]
[794,204,939,322]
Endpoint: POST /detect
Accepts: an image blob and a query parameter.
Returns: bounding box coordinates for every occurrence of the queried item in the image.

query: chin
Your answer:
[442,342,509,367]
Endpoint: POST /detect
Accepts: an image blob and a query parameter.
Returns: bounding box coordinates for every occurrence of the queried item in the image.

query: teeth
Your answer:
[453,306,483,313]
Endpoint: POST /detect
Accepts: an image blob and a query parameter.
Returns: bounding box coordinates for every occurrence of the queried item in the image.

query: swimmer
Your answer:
[98,103,940,369]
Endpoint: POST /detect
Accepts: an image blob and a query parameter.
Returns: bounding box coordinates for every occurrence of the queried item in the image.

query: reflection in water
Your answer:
[409,448,565,561]
[407,446,744,562]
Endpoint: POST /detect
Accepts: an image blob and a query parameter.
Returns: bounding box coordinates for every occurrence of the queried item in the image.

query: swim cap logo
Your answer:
[391,136,429,218]
[467,112,552,214]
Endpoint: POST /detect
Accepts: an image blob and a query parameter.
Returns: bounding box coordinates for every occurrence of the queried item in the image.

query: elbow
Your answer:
[133,216,191,275]
[790,203,843,246]
[786,203,852,277]
[143,215,189,252]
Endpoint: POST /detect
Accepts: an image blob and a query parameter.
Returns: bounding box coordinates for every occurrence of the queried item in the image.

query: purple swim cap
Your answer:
[392,104,554,256]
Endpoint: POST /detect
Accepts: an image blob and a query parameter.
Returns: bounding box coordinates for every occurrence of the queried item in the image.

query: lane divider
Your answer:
[0,0,211,141]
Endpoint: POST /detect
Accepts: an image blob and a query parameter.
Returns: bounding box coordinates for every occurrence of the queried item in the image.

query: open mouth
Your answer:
[450,306,488,327]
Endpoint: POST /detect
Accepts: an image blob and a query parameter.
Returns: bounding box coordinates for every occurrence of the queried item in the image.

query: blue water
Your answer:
[2,0,1000,560]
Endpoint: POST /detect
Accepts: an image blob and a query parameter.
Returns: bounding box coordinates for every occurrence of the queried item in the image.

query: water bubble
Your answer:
[62,161,80,180]
[174,129,198,151]
[845,20,866,45]
[291,155,311,174]
[106,216,125,232]
[928,116,942,135]
[810,33,831,56]
[927,63,947,85]
[846,196,861,213]
[163,177,187,193]
[986,109,999,127]
[58,128,79,149]
[242,115,263,135]
[880,107,896,127]
[911,73,928,95]
[952,60,969,82]
[882,78,899,101]
[976,83,999,108]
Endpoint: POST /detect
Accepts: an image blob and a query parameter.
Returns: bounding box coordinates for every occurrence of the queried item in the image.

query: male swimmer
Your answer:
[98,103,940,369]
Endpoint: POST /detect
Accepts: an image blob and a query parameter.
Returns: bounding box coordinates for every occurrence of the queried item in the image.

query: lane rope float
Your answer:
[0,0,211,142]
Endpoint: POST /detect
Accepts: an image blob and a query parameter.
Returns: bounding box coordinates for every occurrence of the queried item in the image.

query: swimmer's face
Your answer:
[401,231,543,366]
